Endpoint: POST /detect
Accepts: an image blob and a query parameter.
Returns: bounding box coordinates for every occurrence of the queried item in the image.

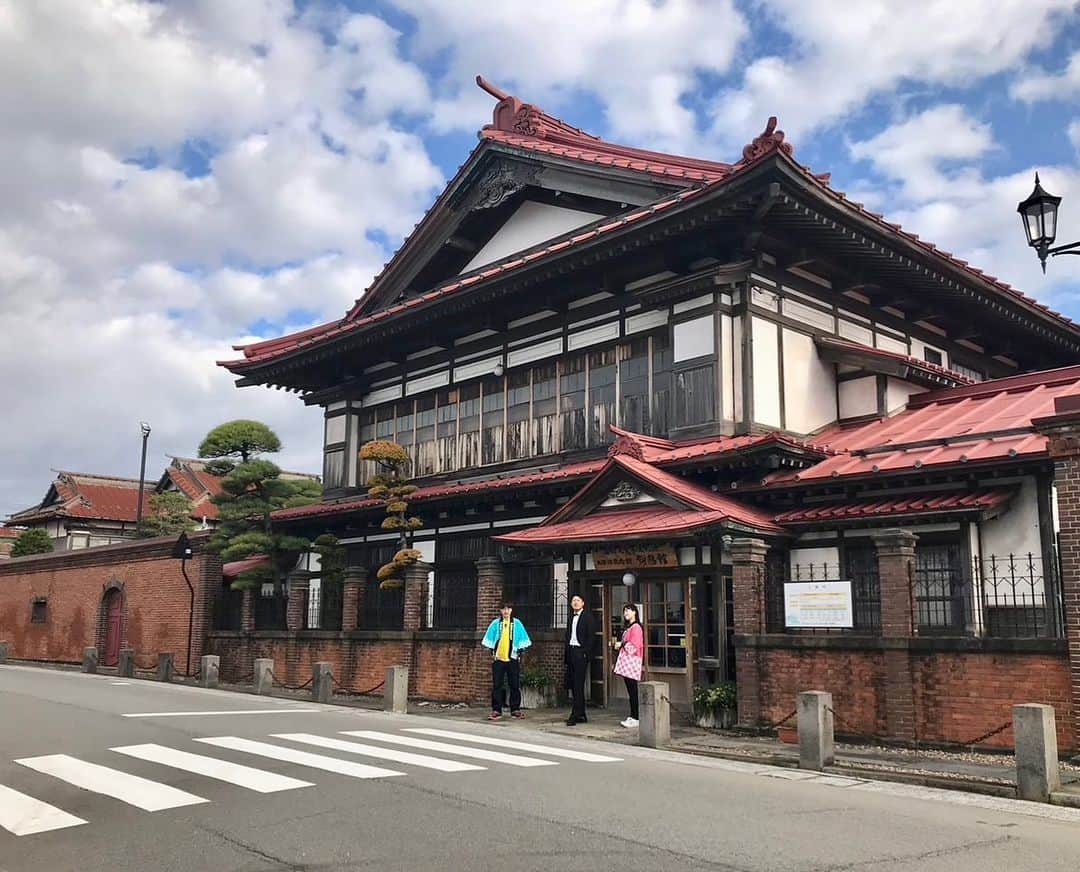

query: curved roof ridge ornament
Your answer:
[741,116,794,162]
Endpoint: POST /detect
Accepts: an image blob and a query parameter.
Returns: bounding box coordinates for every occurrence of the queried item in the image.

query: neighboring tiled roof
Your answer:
[0,527,21,539]
[160,458,226,521]
[773,489,1015,525]
[751,365,1080,488]
[8,472,147,524]
[223,555,270,579]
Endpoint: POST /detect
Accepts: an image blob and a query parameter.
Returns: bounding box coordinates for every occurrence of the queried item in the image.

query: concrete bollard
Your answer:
[0,641,8,663]
[384,665,408,714]
[1014,703,1061,802]
[117,649,135,678]
[312,661,333,703]
[156,652,174,683]
[254,658,274,695]
[82,647,98,674]
[639,681,670,748]
[200,655,220,688]
[797,691,835,770]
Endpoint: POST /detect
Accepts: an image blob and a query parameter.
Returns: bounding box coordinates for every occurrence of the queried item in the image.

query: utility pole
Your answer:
[135,421,152,529]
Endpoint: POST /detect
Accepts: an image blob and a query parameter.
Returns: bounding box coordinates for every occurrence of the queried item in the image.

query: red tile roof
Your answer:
[223,555,270,580]
[0,527,21,539]
[8,472,148,524]
[774,489,1015,525]
[222,84,1078,378]
[494,505,741,544]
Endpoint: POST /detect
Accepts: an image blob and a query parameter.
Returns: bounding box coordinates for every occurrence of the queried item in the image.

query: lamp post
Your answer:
[1017,173,1080,273]
[135,421,151,529]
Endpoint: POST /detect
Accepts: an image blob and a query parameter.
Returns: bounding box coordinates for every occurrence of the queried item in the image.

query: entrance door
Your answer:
[606,584,635,706]
[644,579,692,707]
[103,591,123,667]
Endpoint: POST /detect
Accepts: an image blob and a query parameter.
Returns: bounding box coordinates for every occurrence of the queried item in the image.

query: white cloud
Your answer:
[1012,50,1080,102]
[709,0,1077,148]
[1069,119,1080,154]
[0,1,442,515]
[390,0,747,150]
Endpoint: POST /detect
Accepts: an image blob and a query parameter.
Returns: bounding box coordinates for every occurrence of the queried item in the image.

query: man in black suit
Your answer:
[564,594,595,726]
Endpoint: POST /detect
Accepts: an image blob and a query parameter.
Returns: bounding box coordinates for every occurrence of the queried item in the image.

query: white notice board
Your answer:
[784,581,854,629]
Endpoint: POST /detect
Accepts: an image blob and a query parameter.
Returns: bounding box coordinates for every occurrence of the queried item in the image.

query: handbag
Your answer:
[613,643,642,681]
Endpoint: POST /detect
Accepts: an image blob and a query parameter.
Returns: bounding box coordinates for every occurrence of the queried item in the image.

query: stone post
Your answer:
[1036,401,1080,749]
[872,529,919,742]
[117,648,135,678]
[254,658,274,694]
[342,567,365,633]
[200,654,220,688]
[312,661,333,703]
[1014,703,1061,802]
[156,652,174,683]
[798,691,835,770]
[287,577,309,632]
[0,641,8,663]
[385,665,409,714]
[475,556,505,631]
[82,647,98,674]
[639,681,671,748]
[731,538,769,726]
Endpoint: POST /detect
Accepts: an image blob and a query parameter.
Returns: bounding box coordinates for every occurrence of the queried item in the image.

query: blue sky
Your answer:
[0,0,1078,515]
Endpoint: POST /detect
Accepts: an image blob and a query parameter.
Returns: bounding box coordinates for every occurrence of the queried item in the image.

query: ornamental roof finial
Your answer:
[741,116,794,162]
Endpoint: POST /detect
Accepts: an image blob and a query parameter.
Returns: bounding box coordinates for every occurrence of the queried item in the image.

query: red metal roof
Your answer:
[223,555,270,579]
[774,489,1015,525]
[494,505,738,544]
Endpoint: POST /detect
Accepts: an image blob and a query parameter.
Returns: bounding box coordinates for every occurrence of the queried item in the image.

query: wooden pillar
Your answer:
[872,529,918,742]
[1037,405,1080,748]
[731,537,769,726]
[475,557,505,632]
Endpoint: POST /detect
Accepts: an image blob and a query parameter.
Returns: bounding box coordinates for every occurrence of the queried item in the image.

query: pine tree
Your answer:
[11,528,54,557]
[136,491,197,538]
[359,440,423,589]
[199,420,321,592]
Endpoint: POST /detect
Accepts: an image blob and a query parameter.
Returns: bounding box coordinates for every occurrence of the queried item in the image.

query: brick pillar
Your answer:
[872,529,918,742]
[731,538,769,726]
[342,569,363,633]
[1037,406,1080,747]
[240,588,255,634]
[475,557,505,632]
[287,577,309,632]
[403,561,431,696]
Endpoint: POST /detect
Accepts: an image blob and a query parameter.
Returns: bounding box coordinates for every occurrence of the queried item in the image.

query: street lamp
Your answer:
[1017,173,1080,273]
[170,532,195,676]
[135,421,151,528]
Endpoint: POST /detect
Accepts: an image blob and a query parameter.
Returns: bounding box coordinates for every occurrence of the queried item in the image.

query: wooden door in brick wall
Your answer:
[103,590,123,667]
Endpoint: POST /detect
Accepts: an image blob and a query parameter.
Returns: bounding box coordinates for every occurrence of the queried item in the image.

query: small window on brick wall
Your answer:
[31,598,47,623]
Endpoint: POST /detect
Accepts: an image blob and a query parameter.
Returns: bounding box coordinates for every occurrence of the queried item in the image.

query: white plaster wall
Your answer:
[979,477,1043,561]
[782,328,837,433]
[885,377,926,413]
[752,315,781,428]
[463,201,603,272]
[909,337,948,368]
[721,314,734,422]
[839,376,878,419]
[790,546,840,577]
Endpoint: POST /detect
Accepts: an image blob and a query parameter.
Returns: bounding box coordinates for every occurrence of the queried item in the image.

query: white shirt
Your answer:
[569,612,582,646]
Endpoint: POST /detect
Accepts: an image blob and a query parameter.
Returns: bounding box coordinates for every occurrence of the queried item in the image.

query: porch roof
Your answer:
[773,488,1015,526]
[492,505,736,544]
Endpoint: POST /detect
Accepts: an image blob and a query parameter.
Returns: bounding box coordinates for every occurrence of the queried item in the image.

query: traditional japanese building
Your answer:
[218,78,1080,748]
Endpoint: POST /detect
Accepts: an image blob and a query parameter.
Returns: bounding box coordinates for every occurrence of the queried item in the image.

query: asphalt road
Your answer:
[2,664,1080,871]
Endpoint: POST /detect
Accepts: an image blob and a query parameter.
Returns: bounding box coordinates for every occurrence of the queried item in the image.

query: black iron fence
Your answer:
[361,576,405,630]
[253,592,287,630]
[303,580,342,631]
[765,558,881,634]
[213,586,244,631]
[914,550,1062,639]
[504,564,568,630]
[430,568,477,630]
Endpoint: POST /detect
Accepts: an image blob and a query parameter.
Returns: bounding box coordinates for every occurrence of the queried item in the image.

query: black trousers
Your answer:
[491,658,520,713]
[624,677,639,720]
[567,648,589,720]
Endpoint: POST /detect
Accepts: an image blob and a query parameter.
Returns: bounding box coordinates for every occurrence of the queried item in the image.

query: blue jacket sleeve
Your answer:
[514,619,532,650]
[481,619,499,649]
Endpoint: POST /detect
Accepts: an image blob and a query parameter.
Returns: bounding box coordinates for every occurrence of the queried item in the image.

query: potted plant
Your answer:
[519,665,555,709]
[693,682,737,729]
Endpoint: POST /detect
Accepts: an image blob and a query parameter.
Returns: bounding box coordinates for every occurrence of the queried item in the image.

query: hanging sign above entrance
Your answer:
[593,546,679,571]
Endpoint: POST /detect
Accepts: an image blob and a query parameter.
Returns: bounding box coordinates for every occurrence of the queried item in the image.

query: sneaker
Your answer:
[621,717,639,728]
[488,711,502,720]
[511,711,526,719]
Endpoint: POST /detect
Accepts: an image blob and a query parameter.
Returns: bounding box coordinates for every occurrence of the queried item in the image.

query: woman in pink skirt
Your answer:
[612,603,644,728]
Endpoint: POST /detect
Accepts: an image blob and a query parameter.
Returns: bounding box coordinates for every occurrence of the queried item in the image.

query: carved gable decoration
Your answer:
[607,482,641,503]
[608,435,645,460]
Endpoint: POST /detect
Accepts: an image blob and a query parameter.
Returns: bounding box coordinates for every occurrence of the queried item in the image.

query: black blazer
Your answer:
[564,609,596,661]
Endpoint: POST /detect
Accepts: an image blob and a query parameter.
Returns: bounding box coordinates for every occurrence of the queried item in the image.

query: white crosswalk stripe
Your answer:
[271,733,486,772]
[194,737,405,780]
[342,731,558,768]
[0,785,86,836]
[405,728,623,762]
[111,744,315,793]
[15,754,208,812]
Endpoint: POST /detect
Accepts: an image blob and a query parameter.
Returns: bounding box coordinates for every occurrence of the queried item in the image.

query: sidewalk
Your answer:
[423,701,1080,799]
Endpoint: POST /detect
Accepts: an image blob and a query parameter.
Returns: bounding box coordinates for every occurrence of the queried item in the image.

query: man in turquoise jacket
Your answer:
[481,601,532,720]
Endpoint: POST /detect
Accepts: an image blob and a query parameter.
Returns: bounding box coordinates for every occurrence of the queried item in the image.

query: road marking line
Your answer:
[0,785,86,836]
[111,744,314,794]
[121,709,323,718]
[272,734,486,773]
[194,737,405,780]
[406,728,622,762]
[342,731,558,768]
[15,755,208,812]
[110,681,130,686]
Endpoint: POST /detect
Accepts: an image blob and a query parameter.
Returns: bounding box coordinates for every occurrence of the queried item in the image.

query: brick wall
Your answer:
[748,638,1075,751]
[0,534,220,672]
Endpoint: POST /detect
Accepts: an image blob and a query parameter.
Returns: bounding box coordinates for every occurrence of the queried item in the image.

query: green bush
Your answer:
[693,681,737,715]
[519,665,553,690]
